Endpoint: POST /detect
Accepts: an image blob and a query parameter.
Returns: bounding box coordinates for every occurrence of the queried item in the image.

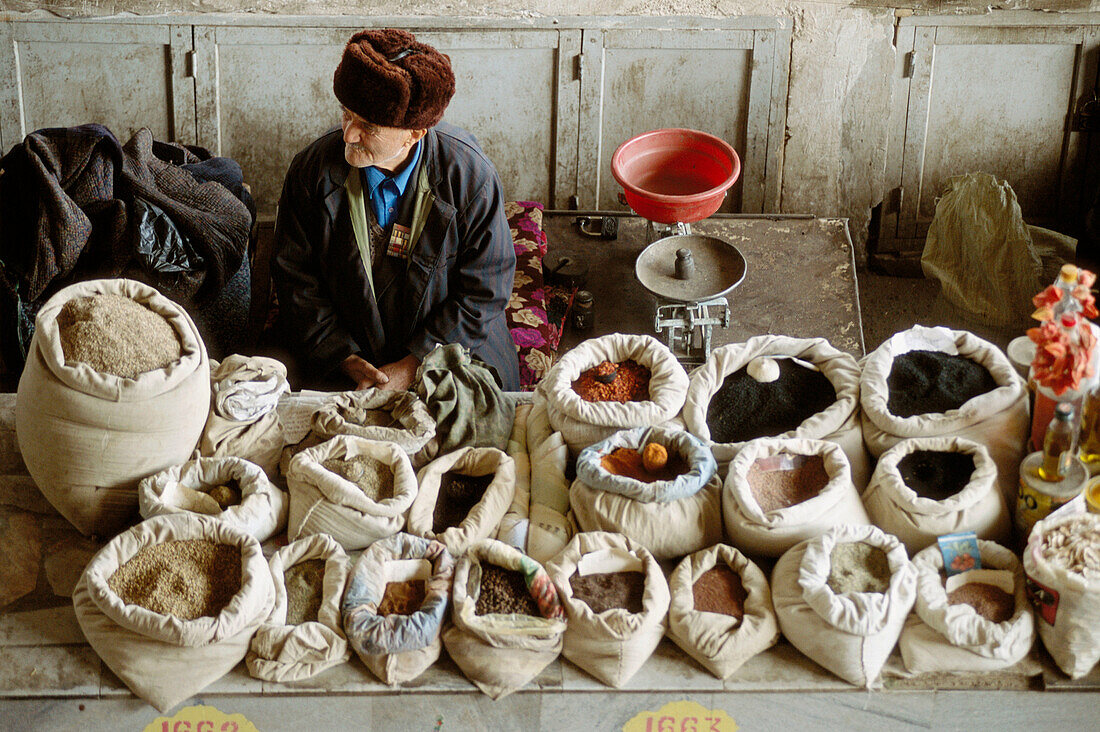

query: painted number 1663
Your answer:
[158,722,239,732]
[643,715,725,732]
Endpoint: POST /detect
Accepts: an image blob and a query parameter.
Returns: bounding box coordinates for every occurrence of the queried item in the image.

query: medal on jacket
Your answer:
[387,224,412,259]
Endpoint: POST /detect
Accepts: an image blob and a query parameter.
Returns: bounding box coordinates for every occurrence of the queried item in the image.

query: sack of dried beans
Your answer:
[723,438,870,557]
[1023,512,1100,678]
[860,326,1028,505]
[570,426,722,560]
[497,402,533,552]
[682,336,870,488]
[407,447,516,558]
[667,544,780,678]
[540,333,689,455]
[138,456,287,542]
[198,355,289,476]
[900,540,1034,673]
[524,399,574,564]
[16,278,210,537]
[771,524,917,687]
[246,534,351,682]
[547,531,671,687]
[72,513,274,711]
[862,436,1010,555]
[343,532,454,685]
[286,435,418,550]
[311,389,436,467]
[442,538,566,698]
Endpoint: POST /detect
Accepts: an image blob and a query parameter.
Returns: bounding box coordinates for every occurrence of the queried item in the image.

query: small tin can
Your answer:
[1016,451,1089,536]
[571,290,594,331]
[1085,476,1100,514]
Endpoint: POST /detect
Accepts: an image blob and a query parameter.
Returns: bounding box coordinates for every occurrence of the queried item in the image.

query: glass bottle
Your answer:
[1039,401,1076,482]
[1080,385,1100,464]
[1054,264,1081,318]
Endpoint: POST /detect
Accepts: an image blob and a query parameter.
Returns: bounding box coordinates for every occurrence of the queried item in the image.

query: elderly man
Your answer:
[272,28,520,392]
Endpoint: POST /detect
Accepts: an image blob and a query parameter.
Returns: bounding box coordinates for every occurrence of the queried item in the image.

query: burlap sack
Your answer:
[899,540,1034,673]
[343,533,454,685]
[541,333,689,454]
[860,326,1029,505]
[407,447,515,557]
[442,539,566,699]
[16,278,210,537]
[311,389,435,466]
[525,397,573,564]
[667,544,779,678]
[246,534,351,682]
[546,531,670,688]
[863,436,1010,555]
[498,403,532,551]
[286,435,417,550]
[723,438,870,557]
[138,456,287,542]
[682,336,870,487]
[72,513,274,711]
[771,524,917,687]
[198,355,289,476]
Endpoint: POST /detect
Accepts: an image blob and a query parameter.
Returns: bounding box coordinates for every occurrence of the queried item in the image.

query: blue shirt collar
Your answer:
[364,140,422,197]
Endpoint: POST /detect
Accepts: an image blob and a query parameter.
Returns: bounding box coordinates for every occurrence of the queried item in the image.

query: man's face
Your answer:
[340,106,420,171]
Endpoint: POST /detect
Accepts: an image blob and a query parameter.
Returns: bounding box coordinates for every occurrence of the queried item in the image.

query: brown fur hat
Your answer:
[333,28,455,130]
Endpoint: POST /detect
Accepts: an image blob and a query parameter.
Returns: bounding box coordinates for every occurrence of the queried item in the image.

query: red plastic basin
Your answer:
[611,128,741,224]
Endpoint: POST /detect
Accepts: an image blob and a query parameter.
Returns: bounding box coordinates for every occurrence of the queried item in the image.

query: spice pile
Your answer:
[747,455,829,512]
[109,539,241,619]
[322,455,394,501]
[887,350,997,418]
[432,472,493,533]
[207,479,242,510]
[692,565,747,619]
[1039,516,1100,577]
[284,558,326,625]
[600,444,688,483]
[826,542,891,594]
[897,450,975,501]
[572,360,651,402]
[57,294,182,379]
[706,359,836,443]
[946,582,1014,623]
[338,405,398,429]
[378,580,426,616]
[570,571,646,614]
[475,564,539,616]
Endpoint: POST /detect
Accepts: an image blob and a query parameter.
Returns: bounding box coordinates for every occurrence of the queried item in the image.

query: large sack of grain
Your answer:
[899,540,1033,673]
[525,397,573,564]
[667,544,780,678]
[771,524,917,687]
[862,436,1010,555]
[723,438,870,557]
[17,278,210,537]
[198,355,289,476]
[311,389,435,467]
[570,426,721,560]
[547,531,670,687]
[498,403,533,551]
[286,436,417,550]
[442,539,565,699]
[860,326,1028,505]
[541,334,689,455]
[138,456,287,542]
[246,534,351,682]
[343,533,454,685]
[72,513,274,711]
[682,336,869,487]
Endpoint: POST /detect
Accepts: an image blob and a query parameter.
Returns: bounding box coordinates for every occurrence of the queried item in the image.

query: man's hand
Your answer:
[378,354,421,392]
[340,354,389,390]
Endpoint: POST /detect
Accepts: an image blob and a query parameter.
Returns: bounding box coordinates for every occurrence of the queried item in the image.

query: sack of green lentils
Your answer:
[198,355,289,476]
[899,540,1034,673]
[863,436,1011,556]
[442,538,566,699]
[547,531,671,688]
[860,326,1029,506]
[72,513,274,712]
[570,426,722,560]
[771,524,917,688]
[682,336,870,488]
[343,532,454,685]
[286,435,418,550]
[525,398,574,564]
[16,278,210,537]
[311,389,436,467]
[667,544,780,678]
[138,456,287,542]
[407,447,516,558]
[497,402,533,551]
[723,438,870,557]
[246,534,351,682]
[541,333,689,455]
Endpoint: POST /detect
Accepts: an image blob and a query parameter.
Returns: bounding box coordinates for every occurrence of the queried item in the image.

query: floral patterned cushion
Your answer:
[505,200,555,390]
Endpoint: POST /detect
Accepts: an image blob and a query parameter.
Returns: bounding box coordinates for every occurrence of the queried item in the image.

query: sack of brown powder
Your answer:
[311,389,436,467]
[199,355,289,476]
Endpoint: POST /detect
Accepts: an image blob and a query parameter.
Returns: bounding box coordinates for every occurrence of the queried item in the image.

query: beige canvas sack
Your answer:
[311,389,436,466]
[498,403,533,551]
[198,355,288,476]
[525,397,573,564]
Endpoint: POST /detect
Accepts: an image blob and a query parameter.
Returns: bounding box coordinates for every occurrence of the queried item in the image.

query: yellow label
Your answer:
[143,705,259,732]
[1017,480,1075,533]
[623,700,738,732]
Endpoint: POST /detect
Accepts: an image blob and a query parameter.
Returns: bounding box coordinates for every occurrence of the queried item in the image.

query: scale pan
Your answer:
[635,234,746,303]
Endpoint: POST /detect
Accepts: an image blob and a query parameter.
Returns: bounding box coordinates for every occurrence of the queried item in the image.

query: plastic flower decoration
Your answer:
[1028,267,1098,395]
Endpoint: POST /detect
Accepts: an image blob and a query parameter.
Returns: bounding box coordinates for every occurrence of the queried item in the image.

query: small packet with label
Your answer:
[937,531,981,576]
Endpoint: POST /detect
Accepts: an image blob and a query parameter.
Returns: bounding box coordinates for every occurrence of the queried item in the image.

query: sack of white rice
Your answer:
[246,534,351,682]
[286,435,417,550]
[860,326,1028,505]
[407,447,515,557]
[900,540,1033,673]
[442,539,566,699]
[497,403,533,551]
[667,543,779,678]
[682,336,870,487]
[311,389,435,467]
[771,524,917,687]
[862,436,1010,555]
[138,456,287,542]
[723,438,870,557]
[198,355,289,476]
[1023,512,1100,678]
[540,333,689,455]
[16,278,210,537]
[72,513,274,711]
[525,397,573,564]
[569,426,722,560]
[343,532,454,685]
[546,531,670,688]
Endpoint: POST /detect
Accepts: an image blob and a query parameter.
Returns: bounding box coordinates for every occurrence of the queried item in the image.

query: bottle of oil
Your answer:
[1039,401,1077,481]
[1080,386,1100,464]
